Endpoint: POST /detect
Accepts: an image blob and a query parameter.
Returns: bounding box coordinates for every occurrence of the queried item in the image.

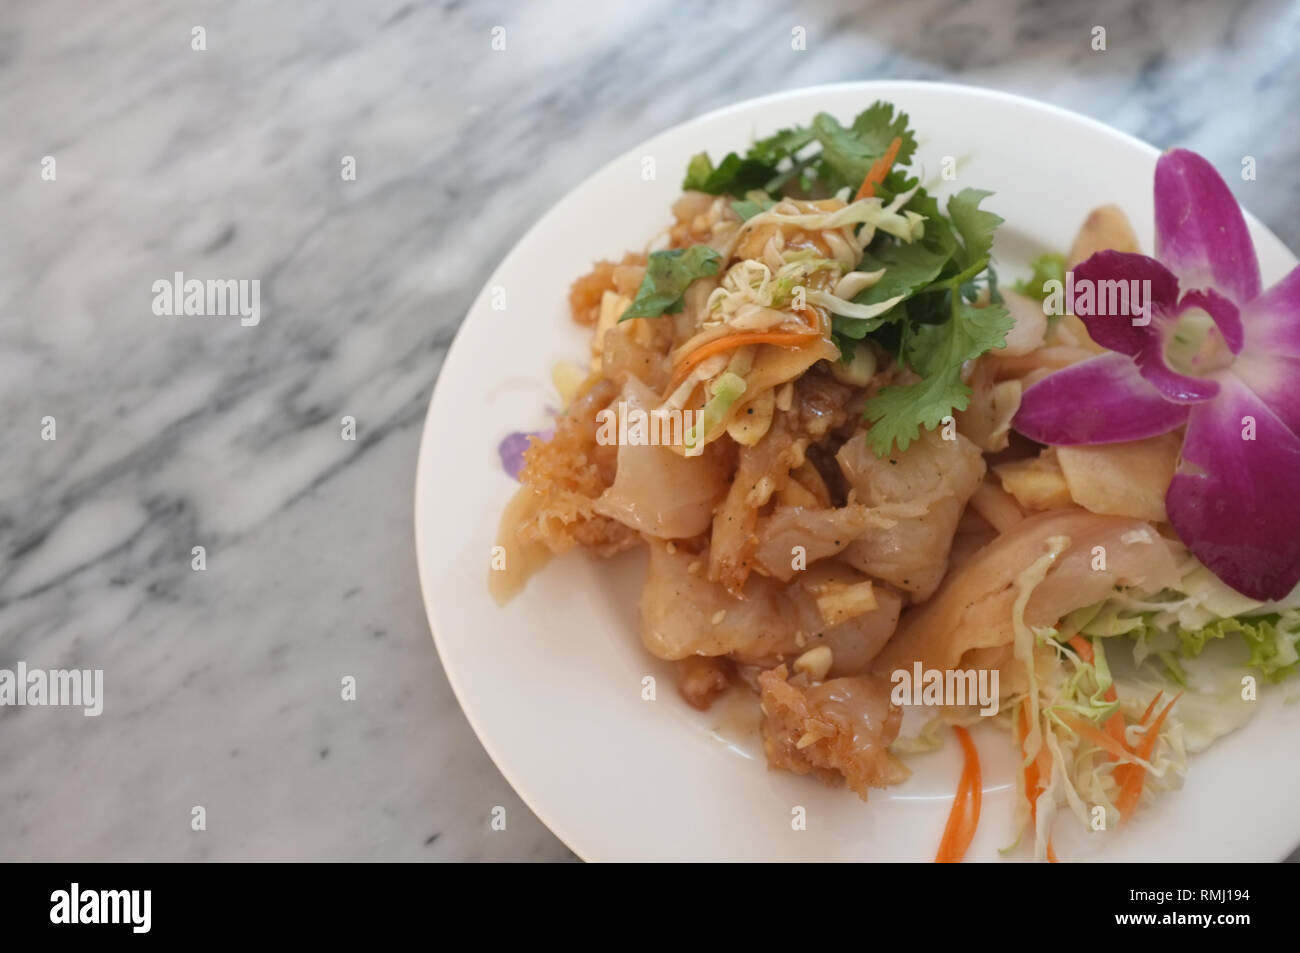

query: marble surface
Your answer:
[1,0,1297,862]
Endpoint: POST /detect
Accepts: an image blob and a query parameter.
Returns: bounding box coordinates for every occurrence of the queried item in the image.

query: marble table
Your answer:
[2,0,1296,861]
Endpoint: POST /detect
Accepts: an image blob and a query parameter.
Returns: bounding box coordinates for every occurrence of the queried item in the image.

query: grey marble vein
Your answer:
[0,0,1296,862]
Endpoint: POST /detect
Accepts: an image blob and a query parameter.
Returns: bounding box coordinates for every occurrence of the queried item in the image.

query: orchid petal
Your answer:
[1013,352,1190,445]
[1178,288,1243,354]
[1227,354,1300,437]
[1072,250,1180,355]
[1136,344,1221,403]
[1241,263,1300,359]
[498,430,550,480]
[1154,149,1261,305]
[1072,251,1217,403]
[1166,375,1300,600]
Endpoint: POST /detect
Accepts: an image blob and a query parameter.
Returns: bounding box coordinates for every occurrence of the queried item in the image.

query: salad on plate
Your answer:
[489,101,1300,862]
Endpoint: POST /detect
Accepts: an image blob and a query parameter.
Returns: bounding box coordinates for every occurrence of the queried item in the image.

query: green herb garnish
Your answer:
[621,246,722,320]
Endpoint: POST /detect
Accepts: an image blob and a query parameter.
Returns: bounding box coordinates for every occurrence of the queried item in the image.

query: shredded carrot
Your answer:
[1020,702,1049,820]
[854,136,904,201]
[796,305,823,335]
[1060,713,1134,762]
[1019,698,1059,861]
[1116,692,1181,820]
[1101,705,1126,752]
[664,328,817,396]
[935,726,981,863]
[1138,690,1165,727]
[1068,634,1095,663]
[1113,692,1161,793]
[1069,636,1126,756]
[1101,707,1126,748]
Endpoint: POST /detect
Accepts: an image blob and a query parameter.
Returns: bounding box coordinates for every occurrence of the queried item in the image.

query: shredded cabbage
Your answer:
[683,371,746,451]
[1004,536,1195,858]
[743,185,925,244]
[1012,553,1299,858]
[807,288,905,321]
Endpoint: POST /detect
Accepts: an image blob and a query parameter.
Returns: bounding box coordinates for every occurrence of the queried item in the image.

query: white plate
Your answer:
[415,81,1300,862]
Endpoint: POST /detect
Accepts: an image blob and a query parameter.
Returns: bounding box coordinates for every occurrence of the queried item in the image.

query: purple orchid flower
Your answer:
[498,429,553,480]
[1014,149,1300,601]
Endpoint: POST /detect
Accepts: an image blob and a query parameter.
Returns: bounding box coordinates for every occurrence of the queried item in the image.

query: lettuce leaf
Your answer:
[1013,253,1067,304]
[1079,598,1300,683]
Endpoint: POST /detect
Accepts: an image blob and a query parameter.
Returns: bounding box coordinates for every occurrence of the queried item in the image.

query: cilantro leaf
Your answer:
[849,101,918,166]
[861,366,969,457]
[871,172,958,267]
[621,246,721,320]
[683,100,917,199]
[831,329,857,363]
[731,194,775,221]
[675,105,1009,457]
[810,102,918,194]
[857,240,951,307]
[908,297,1011,376]
[683,153,715,191]
[947,188,1003,270]
[862,296,1012,454]
[848,187,1007,454]
[682,152,777,196]
[747,125,816,164]
[831,314,873,341]
[986,261,1004,306]
[837,179,961,338]
[810,114,878,192]
[829,242,948,342]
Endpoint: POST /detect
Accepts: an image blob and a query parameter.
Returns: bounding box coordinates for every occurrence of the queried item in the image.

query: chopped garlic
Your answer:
[794,645,833,681]
[995,452,1074,511]
[796,728,829,749]
[830,342,877,387]
[551,360,586,409]
[727,389,775,446]
[590,290,632,372]
[809,580,878,627]
[745,474,777,508]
